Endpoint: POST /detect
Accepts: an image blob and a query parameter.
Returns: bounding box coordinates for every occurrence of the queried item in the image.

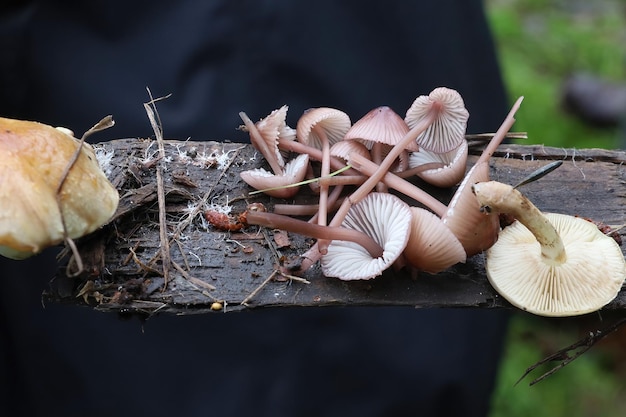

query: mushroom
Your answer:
[239,111,285,175]
[345,106,412,191]
[406,140,468,188]
[245,207,385,259]
[239,153,309,198]
[440,96,525,256]
[240,108,312,198]
[405,87,469,153]
[0,117,119,259]
[321,193,412,280]
[472,180,626,317]
[296,107,351,227]
[349,96,524,257]
[326,88,447,231]
[403,207,466,273]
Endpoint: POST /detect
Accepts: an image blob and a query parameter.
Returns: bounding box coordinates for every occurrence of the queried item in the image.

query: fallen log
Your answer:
[44,139,626,315]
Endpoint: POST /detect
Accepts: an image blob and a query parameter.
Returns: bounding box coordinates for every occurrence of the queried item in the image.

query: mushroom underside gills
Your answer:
[486,213,626,316]
[321,193,412,280]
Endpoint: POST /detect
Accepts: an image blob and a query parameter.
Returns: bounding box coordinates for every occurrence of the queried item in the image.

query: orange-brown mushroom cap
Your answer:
[0,117,119,259]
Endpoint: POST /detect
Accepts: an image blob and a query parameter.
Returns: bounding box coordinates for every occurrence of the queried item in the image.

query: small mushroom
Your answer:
[321,193,412,280]
[0,117,119,259]
[472,180,626,317]
[345,106,413,190]
[245,207,385,259]
[406,140,468,188]
[297,107,351,227]
[239,111,285,175]
[403,207,466,273]
[239,153,309,198]
[405,87,469,153]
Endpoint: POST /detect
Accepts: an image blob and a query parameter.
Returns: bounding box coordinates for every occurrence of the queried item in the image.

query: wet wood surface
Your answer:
[45,139,626,315]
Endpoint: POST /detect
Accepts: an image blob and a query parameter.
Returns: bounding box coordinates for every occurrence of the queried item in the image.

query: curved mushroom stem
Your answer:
[476,96,524,166]
[246,211,384,259]
[309,107,438,256]
[240,112,284,176]
[472,181,566,265]
[314,127,332,227]
[328,106,439,226]
[349,153,447,217]
[308,184,345,224]
[278,137,362,176]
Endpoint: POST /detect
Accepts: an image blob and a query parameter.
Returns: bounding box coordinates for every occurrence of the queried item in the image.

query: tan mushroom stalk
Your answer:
[0,117,119,259]
[472,180,626,317]
[245,210,384,259]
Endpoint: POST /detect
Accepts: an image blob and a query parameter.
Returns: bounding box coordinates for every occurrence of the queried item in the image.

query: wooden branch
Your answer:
[45,139,626,315]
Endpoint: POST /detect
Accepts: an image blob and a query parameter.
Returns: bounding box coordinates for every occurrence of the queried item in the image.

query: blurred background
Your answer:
[485,0,626,415]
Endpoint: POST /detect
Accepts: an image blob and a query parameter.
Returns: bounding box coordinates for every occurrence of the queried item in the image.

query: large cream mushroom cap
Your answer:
[486,213,626,316]
[0,117,119,259]
[321,193,412,280]
[473,180,626,317]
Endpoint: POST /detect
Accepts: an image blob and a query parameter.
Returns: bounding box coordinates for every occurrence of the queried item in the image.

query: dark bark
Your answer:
[44,139,626,315]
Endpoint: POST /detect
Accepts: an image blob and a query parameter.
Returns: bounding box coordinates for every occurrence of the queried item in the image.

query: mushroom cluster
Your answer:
[241,87,524,280]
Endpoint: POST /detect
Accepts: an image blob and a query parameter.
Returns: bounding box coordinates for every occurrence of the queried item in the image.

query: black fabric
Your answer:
[0,1,510,416]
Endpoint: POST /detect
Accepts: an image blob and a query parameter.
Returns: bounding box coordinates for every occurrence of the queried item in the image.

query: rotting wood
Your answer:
[44,138,626,315]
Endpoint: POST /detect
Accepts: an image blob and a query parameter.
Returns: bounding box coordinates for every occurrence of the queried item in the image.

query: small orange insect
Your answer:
[204,203,266,232]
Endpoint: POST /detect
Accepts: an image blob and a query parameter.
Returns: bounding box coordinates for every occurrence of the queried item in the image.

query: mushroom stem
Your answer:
[316,127,331,226]
[308,184,345,224]
[472,181,566,265]
[349,154,447,217]
[312,107,437,256]
[328,106,439,228]
[476,96,524,166]
[240,112,284,176]
[278,137,362,175]
[246,211,384,259]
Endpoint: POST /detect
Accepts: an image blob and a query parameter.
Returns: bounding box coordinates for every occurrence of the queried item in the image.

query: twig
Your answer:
[56,115,115,277]
[516,317,626,386]
[171,260,217,291]
[143,88,172,290]
[241,270,279,306]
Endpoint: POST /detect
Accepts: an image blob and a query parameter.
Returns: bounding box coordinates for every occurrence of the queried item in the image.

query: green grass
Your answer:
[485,1,626,415]
[486,0,626,149]
[490,314,626,417]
